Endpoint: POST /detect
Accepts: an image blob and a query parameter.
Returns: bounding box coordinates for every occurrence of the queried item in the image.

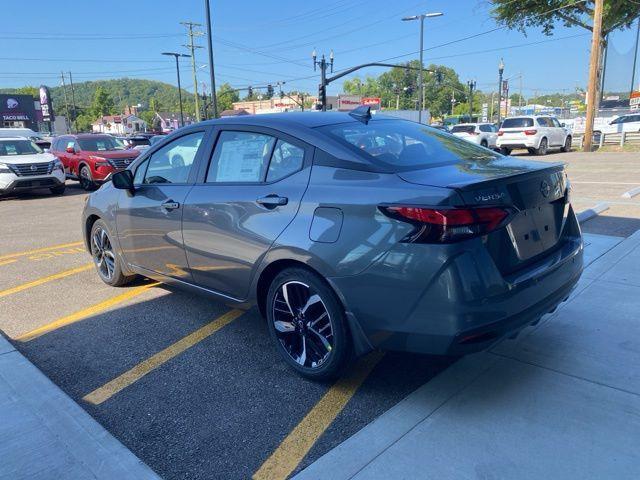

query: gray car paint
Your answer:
[82,113,583,358]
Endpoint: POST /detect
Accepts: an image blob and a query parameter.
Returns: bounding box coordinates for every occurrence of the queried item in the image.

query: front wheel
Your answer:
[50,184,66,195]
[266,268,351,380]
[90,220,134,287]
[79,165,97,191]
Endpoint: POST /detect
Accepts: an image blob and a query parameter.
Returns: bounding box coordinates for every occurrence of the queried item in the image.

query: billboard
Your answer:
[0,94,38,129]
[362,97,381,109]
[39,85,54,122]
[337,95,362,111]
[630,91,640,111]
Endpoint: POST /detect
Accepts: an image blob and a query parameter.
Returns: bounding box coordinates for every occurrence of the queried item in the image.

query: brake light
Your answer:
[380,206,511,243]
[524,129,537,135]
[497,131,504,136]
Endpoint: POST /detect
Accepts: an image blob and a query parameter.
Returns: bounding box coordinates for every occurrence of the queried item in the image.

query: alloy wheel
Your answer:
[91,226,116,281]
[271,281,334,369]
[80,166,91,190]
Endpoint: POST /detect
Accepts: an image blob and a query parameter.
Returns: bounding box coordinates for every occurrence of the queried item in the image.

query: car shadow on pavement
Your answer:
[580,215,640,238]
[0,187,87,201]
[11,284,452,480]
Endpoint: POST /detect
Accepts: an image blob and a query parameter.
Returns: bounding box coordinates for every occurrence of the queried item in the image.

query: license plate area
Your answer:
[506,205,560,261]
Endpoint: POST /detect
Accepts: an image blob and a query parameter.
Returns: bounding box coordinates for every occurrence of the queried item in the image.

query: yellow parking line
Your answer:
[83,308,244,405]
[0,241,84,261]
[15,282,159,342]
[0,263,93,298]
[0,259,17,267]
[253,351,384,480]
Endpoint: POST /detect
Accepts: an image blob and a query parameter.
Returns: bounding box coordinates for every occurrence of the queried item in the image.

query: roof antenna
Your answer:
[349,105,372,124]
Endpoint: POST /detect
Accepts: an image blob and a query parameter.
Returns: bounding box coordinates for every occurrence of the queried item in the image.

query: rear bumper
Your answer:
[497,138,538,149]
[329,223,583,357]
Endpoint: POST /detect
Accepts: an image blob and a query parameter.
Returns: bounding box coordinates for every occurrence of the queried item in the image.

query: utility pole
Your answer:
[60,72,71,133]
[451,91,456,116]
[181,21,204,122]
[467,80,476,122]
[204,0,218,118]
[497,59,504,126]
[630,18,640,98]
[68,71,78,132]
[583,0,603,152]
[162,52,191,127]
[519,73,523,108]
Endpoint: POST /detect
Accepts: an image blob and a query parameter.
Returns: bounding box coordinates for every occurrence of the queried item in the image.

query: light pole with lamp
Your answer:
[401,12,443,124]
[162,52,191,127]
[497,58,505,125]
[467,79,476,122]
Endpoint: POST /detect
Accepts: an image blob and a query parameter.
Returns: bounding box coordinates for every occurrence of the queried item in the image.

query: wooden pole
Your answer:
[583,0,603,152]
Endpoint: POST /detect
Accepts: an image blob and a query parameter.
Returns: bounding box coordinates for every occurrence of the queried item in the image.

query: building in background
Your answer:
[92,114,147,135]
[154,112,196,132]
[0,94,39,130]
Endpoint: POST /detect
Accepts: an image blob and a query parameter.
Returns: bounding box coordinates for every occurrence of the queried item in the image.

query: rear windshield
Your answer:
[77,136,126,152]
[0,139,43,156]
[317,119,499,171]
[501,118,534,128]
[450,125,475,134]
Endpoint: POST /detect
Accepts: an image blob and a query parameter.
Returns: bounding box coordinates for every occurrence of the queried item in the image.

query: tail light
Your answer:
[497,130,504,136]
[524,129,537,135]
[380,206,512,243]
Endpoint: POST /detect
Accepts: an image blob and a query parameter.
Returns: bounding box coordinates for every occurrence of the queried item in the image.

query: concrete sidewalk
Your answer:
[295,232,640,480]
[0,335,159,480]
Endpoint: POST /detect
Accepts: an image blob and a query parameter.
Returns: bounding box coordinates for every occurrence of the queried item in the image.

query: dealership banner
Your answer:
[39,85,54,122]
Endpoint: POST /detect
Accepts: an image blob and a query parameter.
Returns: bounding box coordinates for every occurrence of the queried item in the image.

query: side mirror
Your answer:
[65,146,75,154]
[112,169,135,194]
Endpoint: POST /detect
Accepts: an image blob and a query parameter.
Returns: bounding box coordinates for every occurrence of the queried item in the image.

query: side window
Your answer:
[478,125,491,133]
[143,131,204,184]
[551,118,561,127]
[66,140,76,151]
[267,140,305,182]
[206,131,276,183]
[133,158,148,184]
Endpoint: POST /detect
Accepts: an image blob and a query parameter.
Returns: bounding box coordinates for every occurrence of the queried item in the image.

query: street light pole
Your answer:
[162,52,191,127]
[402,12,442,124]
[497,58,505,125]
[204,0,218,118]
[467,80,476,122]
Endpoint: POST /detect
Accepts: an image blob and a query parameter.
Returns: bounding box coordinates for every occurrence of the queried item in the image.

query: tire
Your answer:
[50,184,66,195]
[500,147,511,156]
[79,165,97,191]
[527,148,536,155]
[534,137,548,156]
[480,139,488,148]
[90,219,134,287]
[561,135,572,152]
[266,267,351,380]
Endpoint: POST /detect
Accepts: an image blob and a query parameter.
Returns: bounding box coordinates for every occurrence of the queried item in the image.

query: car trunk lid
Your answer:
[398,157,569,274]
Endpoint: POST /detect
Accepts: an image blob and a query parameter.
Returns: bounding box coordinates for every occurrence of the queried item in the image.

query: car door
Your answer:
[550,117,565,145]
[116,128,210,281]
[182,126,312,300]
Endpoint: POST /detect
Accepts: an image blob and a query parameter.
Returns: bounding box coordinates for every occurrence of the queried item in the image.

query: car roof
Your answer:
[201,111,399,129]
[0,137,33,141]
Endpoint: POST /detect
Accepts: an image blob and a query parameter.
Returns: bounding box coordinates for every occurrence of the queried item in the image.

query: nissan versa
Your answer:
[82,111,583,379]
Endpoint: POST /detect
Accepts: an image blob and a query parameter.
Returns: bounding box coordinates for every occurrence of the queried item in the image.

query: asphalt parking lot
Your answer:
[1,149,639,479]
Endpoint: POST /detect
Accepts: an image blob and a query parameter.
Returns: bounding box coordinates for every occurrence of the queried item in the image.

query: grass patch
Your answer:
[597,144,640,153]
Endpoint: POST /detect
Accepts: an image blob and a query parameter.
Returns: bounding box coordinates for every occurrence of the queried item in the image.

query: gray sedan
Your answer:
[82,111,583,379]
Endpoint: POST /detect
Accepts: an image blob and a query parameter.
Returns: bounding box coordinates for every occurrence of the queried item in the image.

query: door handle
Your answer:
[256,195,288,208]
[161,200,180,211]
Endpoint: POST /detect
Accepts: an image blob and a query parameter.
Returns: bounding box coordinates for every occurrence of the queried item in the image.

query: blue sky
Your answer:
[1,0,638,97]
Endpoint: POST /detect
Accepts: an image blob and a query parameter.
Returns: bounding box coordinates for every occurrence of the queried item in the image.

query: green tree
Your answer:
[90,86,115,118]
[217,83,240,112]
[15,86,38,96]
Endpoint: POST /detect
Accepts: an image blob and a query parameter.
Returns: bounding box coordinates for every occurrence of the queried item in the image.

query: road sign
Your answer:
[481,103,488,122]
[630,91,640,111]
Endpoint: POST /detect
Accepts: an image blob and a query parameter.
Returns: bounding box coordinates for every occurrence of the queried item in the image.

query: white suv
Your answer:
[497,115,571,155]
[597,113,640,135]
[0,137,66,196]
[450,123,498,149]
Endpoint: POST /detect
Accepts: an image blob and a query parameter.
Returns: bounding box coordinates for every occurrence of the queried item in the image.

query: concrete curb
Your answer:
[0,334,160,480]
[621,186,640,199]
[577,202,609,223]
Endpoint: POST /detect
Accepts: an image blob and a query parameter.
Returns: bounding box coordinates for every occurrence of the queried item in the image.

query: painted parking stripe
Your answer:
[0,263,93,299]
[0,259,17,267]
[253,351,384,480]
[15,282,160,342]
[0,241,84,261]
[83,308,244,405]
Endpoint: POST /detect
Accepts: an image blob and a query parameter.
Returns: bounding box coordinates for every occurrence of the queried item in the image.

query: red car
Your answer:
[50,134,140,190]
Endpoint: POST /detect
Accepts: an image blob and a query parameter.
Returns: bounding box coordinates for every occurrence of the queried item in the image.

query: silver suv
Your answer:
[497,115,572,155]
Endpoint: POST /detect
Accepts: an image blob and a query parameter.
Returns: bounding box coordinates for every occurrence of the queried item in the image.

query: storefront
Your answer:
[0,94,39,130]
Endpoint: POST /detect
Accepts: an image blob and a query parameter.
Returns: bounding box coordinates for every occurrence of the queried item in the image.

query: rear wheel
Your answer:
[480,139,488,148]
[500,147,511,156]
[266,268,351,380]
[79,165,97,191]
[527,148,536,155]
[90,220,134,287]
[50,184,66,195]
[534,137,548,156]
[561,135,572,152]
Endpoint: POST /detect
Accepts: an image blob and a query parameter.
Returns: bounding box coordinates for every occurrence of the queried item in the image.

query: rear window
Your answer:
[451,125,475,134]
[501,118,534,128]
[317,119,499,171]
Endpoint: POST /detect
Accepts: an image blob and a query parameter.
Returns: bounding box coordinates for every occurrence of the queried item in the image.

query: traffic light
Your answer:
[436,71,444,84]
[247,86,253,97]
[267,84,274,97]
